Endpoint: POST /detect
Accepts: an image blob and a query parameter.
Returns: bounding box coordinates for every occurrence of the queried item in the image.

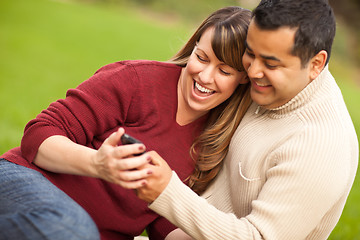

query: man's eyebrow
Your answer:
[245,41,281,62]
[261,54,281,62]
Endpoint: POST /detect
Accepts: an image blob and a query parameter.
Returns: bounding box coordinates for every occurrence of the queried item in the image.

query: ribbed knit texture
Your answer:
[149,66,359,240]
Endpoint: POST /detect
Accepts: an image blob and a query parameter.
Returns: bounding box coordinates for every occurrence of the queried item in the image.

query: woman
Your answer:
[0,6,252,240]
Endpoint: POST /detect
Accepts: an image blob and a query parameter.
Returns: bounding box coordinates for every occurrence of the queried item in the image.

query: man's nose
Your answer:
[247,59,264,79]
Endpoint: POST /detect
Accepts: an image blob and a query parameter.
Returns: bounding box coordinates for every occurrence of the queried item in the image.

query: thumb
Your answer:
[104,128,124,147]
[148,151,164,166]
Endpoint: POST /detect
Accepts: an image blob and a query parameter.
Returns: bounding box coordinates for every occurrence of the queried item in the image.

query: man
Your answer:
[132,0,359,239]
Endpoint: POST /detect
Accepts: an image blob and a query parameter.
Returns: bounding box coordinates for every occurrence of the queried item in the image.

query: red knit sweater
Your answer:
[1,60,207,239]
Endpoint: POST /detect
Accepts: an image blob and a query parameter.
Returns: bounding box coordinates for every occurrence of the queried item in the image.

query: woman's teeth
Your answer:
[195,82,213,93]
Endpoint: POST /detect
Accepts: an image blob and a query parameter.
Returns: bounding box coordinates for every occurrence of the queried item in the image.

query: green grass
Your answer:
[0,0,359,238]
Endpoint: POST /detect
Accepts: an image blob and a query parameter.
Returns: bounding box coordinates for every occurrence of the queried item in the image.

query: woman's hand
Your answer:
[136,151,173,203]
[92,128,153,188]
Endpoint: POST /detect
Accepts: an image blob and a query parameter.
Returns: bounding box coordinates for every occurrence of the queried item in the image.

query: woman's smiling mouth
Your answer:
[194,81,215,96]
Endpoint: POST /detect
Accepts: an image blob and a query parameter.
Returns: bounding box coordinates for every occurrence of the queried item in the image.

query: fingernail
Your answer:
[142,181,147,186]
[139,145,145,151]
[146,155,151,162]
[147,170,153,175]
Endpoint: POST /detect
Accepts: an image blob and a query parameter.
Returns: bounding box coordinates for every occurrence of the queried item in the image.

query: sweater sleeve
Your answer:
[20,62,137,162]
[149,172,263,240]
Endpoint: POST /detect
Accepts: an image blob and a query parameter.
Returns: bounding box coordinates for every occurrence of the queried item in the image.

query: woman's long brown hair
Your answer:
[168,6,252,195]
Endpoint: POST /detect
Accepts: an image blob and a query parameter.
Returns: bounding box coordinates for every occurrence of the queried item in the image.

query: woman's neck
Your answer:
[176,80,207,126]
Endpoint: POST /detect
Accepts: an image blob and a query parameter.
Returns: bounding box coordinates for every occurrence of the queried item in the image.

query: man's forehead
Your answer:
[246,21,296,56]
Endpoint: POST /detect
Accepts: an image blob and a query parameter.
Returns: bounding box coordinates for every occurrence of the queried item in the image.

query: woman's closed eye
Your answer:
[196,54,208,62]
[219,68,231,75]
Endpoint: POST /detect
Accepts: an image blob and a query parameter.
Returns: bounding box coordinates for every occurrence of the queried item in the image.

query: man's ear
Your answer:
[309,50,327,80]
[238,71,249,84]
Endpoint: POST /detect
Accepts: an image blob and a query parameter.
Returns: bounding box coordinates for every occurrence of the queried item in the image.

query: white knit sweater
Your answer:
[149,66,359,240]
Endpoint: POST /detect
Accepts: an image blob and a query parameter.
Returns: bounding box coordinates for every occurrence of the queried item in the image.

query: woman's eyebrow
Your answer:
[195,47,209,58]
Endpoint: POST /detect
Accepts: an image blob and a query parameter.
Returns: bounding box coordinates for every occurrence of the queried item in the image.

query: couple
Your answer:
[0,0,358,239]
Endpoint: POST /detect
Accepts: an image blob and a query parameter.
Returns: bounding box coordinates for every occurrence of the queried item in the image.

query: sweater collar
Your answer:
[254,65,331,116]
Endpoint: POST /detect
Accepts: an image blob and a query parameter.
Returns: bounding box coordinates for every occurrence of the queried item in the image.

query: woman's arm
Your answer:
[34,128,153,188]
[21,62,138,163]
[34,135,97,176]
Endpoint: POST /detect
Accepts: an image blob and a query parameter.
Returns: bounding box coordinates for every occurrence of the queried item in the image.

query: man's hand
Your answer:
[136,151,173,203]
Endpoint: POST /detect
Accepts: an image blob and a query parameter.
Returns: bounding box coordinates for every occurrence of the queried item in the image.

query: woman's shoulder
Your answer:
[78,60,181,91]
[95,60,181,75]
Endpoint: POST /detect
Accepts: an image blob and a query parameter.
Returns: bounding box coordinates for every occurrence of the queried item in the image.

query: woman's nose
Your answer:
[198,65,215,84]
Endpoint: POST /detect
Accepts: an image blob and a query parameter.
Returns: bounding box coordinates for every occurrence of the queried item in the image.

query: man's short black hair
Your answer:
[253,0,336,67]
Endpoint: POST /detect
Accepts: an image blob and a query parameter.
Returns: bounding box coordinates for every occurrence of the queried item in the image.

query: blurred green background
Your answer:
[0,0,359,238]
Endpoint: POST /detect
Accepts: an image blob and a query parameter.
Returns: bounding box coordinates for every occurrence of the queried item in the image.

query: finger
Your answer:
[115,154,151,171]
[104,128,124,147]
[137,162,154,170]
[113,143,146,159]
[116,168,153,182]
[148,151,163,166]
[116,179,148,189]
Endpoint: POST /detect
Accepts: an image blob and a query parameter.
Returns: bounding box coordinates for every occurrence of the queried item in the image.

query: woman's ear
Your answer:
[309,50,327,80]
[238,71,249,84]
